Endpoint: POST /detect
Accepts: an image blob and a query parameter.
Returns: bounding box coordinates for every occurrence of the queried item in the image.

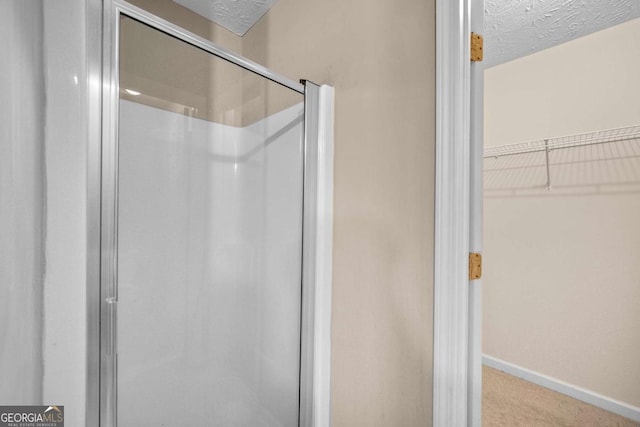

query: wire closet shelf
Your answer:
[484,124,640,192]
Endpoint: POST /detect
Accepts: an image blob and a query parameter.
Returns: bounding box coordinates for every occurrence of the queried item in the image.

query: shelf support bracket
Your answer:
[544,139,552,191]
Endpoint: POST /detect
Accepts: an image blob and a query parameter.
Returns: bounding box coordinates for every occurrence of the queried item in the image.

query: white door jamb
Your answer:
[433,0,484,425]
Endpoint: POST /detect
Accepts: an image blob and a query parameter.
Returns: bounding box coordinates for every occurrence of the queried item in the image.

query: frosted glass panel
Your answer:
[116,18,304,427]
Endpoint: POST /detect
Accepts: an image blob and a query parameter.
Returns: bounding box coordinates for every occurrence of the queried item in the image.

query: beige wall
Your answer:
[485,18,640,146]
[484,18,640,407]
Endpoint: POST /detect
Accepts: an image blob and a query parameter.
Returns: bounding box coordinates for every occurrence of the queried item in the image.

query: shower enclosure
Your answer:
[96,2,333,426]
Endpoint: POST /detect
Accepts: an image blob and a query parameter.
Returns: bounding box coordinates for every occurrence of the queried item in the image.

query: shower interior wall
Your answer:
[115,99,305,426]
[0,0,99,425]
[114,11,309,424]
[1,4,91,427]
[0,0,46,405]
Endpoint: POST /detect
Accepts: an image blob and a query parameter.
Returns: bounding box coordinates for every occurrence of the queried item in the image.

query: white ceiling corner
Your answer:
[173,0,279,36]
[485,0,640,67]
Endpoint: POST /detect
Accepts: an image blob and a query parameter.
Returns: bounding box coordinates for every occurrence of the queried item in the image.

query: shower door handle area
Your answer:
[99,2,316,426]
[104,297,117,356]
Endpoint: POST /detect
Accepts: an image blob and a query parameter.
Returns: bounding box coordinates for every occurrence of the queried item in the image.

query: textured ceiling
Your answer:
[172,0,278,36]
[174,0,640,60]
[485,0,640,67]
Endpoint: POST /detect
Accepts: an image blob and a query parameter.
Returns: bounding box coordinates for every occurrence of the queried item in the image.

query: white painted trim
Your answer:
[483,355,640,423]
[467,0,484,426]
[313,85,334,427]
[433,0,471,425]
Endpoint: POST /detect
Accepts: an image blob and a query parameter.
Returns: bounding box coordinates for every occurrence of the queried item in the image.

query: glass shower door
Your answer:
[109,15,306,426]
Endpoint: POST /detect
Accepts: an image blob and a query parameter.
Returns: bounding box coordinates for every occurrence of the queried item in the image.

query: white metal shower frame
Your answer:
[89,1,333,426]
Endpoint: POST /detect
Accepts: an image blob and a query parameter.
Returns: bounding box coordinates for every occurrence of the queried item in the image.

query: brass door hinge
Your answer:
[469,252,482,280]
[471,33,483,62]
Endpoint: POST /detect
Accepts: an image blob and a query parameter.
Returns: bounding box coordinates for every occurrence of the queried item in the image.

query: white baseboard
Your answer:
[483,354,640,422]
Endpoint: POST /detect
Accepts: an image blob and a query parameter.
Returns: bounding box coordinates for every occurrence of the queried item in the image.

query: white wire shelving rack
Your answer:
[484,124,640,192]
